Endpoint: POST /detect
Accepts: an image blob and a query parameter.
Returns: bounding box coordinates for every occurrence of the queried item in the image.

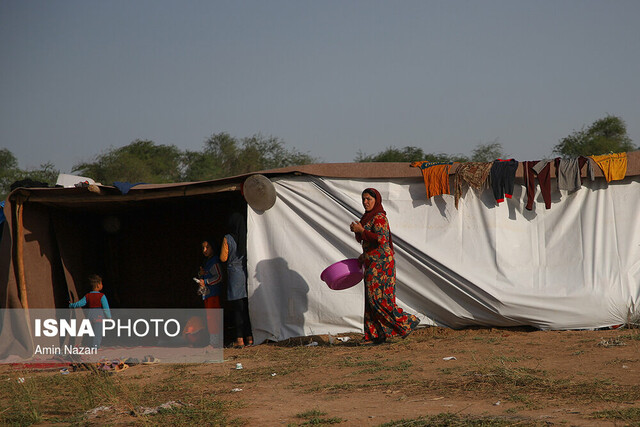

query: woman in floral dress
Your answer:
[350,188,420,344]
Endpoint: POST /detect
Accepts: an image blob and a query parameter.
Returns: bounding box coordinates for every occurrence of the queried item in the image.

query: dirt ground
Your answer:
[141,327,640,425]
[4,326,640,426]
[211,327,640,426]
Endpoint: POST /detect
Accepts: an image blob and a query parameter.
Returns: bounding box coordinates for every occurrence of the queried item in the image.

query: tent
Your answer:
[2,152,640,355]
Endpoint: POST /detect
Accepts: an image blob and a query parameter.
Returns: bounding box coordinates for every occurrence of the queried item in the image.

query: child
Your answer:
[197,238,223,348]
[220,212,253,348]
[69,274,111,349]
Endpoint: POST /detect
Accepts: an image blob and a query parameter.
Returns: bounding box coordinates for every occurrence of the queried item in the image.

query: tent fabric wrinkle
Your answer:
[247,174,640,344]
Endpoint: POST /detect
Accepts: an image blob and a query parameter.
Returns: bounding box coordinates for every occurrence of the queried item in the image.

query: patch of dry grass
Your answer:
[0,366,239,425]
[378,412,550,426]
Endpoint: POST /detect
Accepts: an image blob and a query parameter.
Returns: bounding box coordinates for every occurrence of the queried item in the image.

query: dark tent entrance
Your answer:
[9,188,247,344]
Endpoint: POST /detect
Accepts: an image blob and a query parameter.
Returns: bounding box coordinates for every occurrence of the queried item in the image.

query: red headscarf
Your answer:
[360,188,385,226]
[359,188,394,251]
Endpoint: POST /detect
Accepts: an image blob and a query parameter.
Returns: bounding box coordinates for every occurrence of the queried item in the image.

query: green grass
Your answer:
[378,412,548,426]
[620,332,640,341]
[453,362,640,404]
[0,367,235,426]
[295,409,343,425]
[591,407,640,422]
[341,356,384,369]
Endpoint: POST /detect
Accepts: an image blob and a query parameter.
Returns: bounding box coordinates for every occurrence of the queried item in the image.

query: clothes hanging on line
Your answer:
[589,153,627,182]
[523,160,552,211]
[410,161,453,199]
[490,159,518,204]
[452,162,492,209]
[555,157,595,192]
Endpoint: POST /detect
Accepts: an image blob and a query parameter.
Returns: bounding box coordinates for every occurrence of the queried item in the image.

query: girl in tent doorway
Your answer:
[350,188,420,344]
[221,212,253,348]
[197,238,223,348]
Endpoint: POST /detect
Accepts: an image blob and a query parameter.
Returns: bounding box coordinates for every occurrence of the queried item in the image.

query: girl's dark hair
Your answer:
[201,237,219,254]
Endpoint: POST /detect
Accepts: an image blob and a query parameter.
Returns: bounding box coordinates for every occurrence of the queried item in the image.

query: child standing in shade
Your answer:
[197,238,223,348]
[69,274,111,348]
[220,213,253,348]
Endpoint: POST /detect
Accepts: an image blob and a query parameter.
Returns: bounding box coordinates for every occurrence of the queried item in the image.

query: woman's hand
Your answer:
[357,253,366,266]
[350,221,364,233]
[199,279,205,287]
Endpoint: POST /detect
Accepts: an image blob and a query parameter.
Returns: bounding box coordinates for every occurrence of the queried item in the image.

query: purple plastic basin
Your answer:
[320,258,364,290]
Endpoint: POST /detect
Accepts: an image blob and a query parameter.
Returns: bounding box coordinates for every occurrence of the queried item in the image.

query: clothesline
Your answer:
[411,152,629,210]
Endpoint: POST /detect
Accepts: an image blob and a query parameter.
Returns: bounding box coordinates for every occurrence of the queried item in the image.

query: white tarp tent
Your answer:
[247,174,640,344]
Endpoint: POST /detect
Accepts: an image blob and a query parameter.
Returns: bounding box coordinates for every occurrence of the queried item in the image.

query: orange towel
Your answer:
[410,161,452,198]
[589,152,627,182]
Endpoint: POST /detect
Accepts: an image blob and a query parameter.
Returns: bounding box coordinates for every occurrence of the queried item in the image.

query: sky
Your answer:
[1,0,639,173]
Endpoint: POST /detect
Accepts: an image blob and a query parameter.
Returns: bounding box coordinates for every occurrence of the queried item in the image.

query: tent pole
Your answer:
[14,196,28,309]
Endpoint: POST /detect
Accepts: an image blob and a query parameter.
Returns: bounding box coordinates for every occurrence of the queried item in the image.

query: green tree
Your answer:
[355,145,474,163]
[73,134,316,185]
[470,140,504,162]
[72,139,183,185]
[17,162,59,186]
[237,133,316,172]
[0,149,59,200]
[1,148,19,199]
[181,150,224,182]
[355,146,470,163]
[355,146,428,162]
[553,115,636,157]
[184,132,317,181]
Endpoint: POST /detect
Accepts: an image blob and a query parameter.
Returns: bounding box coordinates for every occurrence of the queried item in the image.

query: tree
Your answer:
[72,139,183,185]
[354,142,506,164]
[1,149,19,198]
[355,146,426,162]
[236,133,316,173]
[16,162,59,186]
[181,150,224,182]
[553,115,636,157]
[470,140,504,162]
[355,146,468,163]
[184,132,317,181]
[0,149,59,200]
[68,133,316,185]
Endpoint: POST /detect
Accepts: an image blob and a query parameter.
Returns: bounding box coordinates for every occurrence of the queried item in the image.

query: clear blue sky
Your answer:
[2,0,639,173]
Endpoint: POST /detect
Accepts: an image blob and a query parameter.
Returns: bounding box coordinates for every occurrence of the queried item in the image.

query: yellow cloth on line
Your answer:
[589,152,627,182]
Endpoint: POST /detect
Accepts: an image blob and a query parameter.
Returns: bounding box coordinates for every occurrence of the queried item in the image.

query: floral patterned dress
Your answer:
[360,213,419,341]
